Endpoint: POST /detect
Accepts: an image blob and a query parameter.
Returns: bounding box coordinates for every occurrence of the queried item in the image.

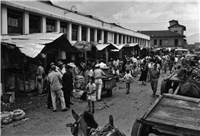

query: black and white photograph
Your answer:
[1,0,200,135]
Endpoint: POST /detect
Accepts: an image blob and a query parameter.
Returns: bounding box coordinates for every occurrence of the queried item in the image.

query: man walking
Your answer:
[62,64,74,108]
[149,63,160,97]
[47,64,67,112]
[94,64,105,101]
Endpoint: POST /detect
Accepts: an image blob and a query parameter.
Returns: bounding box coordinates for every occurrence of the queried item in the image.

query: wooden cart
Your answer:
[102,76,117,97]
[131,94,200,136]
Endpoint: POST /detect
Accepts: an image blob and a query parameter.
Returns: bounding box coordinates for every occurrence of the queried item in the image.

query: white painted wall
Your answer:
[1,1,150,40]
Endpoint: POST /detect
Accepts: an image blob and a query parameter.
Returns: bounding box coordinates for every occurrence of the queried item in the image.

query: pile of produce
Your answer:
[1,109,26,125]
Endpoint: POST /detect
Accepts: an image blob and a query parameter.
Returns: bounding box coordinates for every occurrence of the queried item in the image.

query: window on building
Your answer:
[114,33,117,44]
[123,35,125,43]
[97,30,101,43]
[46,18,55,32]
[7,8,22,34]
[174,30,178,33]
[72,24,78,41]
[175,39,178,46]
[60,22,67,38]
[29,14,40,33]
[119,34,121,44]
[104,31,107,43]
[159,39,162,46]
[154,39,157,45]
[60,22,67,34]
[90,28,94,42]
[81,26,87,41]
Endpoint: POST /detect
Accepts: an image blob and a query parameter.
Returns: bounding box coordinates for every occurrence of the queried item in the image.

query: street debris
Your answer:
[97,103,114,110]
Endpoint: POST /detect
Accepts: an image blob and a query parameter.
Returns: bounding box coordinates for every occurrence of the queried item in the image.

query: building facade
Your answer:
[1,0,150,48]
[139,20,186,48]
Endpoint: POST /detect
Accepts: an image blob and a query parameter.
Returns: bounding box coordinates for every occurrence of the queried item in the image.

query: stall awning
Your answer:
[1,33,79,58]
[124,43,139,47]
[113,44,126,50]
[95,43,118,51]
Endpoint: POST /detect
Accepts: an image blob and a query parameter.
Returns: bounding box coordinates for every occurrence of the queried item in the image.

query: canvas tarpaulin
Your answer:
[1,33,79,58]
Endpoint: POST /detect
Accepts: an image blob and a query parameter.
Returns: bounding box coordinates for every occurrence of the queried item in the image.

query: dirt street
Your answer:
[1,73,169,136]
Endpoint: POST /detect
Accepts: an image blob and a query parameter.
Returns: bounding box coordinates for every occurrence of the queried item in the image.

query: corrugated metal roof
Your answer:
[1,33,65,58]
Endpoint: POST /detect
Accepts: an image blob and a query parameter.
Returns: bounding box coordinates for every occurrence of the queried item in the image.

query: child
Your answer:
[124,70,133,94]
[85,77,96,114]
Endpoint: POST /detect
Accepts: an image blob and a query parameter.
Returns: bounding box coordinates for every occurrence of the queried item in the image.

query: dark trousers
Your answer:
[47,88,52,108]
[63,91,71,108]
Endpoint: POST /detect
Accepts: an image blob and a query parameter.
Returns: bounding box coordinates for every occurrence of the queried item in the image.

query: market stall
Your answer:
[1,32,79,98]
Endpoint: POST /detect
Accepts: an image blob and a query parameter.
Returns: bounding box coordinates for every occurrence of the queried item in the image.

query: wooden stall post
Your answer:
[22,56,26,93]
[105,48,108,65]
[2,59,5,95]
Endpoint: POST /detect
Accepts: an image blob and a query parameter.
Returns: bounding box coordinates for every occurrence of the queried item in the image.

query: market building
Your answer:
[1,0,150,96]
[139,20,186,49]
[1,0,150,53]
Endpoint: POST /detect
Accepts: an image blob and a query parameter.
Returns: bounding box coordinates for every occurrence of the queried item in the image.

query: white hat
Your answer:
[67,62,76,68]
[95,64,100,68]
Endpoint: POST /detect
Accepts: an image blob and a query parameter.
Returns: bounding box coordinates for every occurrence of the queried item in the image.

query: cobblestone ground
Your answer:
[1,72,170,136]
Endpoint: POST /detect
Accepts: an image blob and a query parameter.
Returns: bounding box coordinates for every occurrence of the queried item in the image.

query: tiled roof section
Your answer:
[168,24,186,31]
[139,30,185,37]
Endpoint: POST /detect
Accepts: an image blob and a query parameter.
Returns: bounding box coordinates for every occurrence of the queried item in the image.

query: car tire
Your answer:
[131,120,149,136]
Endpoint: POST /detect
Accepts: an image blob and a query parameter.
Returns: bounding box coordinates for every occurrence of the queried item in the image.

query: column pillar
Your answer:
[23,12,29,34]
[78,25,82,41]
[116,34,119,45]
[1,6,8,34]
[94,29,97,42]
[41,17,46,33]
[55,20,60,33]
[101,30,104,44]
[124,35,127,44]
[121,35,123,44]
[67,23,72,42]
[86,27,90,42]
[112,32,115,44]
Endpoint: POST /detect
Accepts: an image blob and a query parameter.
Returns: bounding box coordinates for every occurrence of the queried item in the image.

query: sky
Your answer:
[51,0,200,42]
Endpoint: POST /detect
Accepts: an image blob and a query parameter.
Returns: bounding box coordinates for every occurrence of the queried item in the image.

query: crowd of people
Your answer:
[35,49,200,114]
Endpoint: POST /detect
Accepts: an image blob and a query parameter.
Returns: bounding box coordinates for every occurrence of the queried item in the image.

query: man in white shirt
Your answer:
[99,60,107,69]
[47,65,67,112]
[94,64,106,101]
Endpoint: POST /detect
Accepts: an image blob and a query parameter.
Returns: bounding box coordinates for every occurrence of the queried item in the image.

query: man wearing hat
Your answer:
[47,64,67,112]
[62,64,74,108]
[57,61,66,76]
[94,64,106,101]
